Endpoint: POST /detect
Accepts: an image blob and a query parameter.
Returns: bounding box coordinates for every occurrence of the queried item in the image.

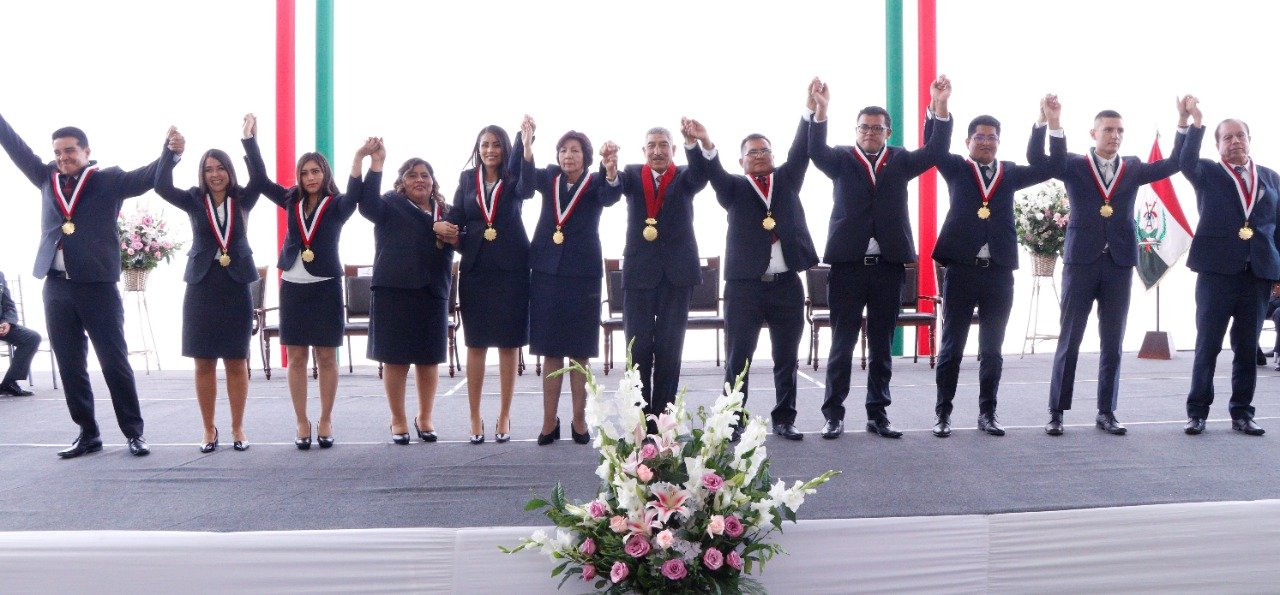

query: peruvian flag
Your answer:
[1135,135,1194,289]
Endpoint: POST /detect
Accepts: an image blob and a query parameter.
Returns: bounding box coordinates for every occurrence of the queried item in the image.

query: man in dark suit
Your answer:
[615,123,709,418]
[1037,102,1187,436]
[930,96,1066,437]
[0,113,165,457]
[0,271,41,397]
[1180,98,1278,436]
[810,75,953,439]
[686,80,821,441]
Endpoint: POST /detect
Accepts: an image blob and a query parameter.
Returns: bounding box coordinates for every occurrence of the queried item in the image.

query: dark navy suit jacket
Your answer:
[520,160,623,279]
[618,146,709,289]
[810,115,953,264]
[154,138,266,285]
[0,113,163,282]
[358,170,456,299]
[446,149,534,274]
[933,124,1064,269]
[262,172,362,278]
[0,272,17,326]
[1038,132,1185,266]
[700,117,818,279]
[1182,125,1280,280]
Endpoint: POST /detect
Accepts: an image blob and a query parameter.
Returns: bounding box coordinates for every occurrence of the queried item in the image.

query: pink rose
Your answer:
[635,464,653,483]
[661,558,687,580]
[624,533,651,558]
[703,547,724,570]
[610,561,629,583]
[581,564,596,581]
[702,472,724,492]
[639,442,658,459]
[580,537,596,557]
[706,514,725,537]
[609,515,627,533]
[589,500,607,519]
[724,515,744,538]
[727,550,744,571]
[655,529,674,549]
[153,252,161,258]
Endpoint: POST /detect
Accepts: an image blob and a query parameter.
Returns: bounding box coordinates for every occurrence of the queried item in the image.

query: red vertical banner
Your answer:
[916,0,938,354]
[276,0,296,366]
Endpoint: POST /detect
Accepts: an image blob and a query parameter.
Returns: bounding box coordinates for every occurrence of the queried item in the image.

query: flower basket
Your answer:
[122,269,150,292]
[505,358,838,593]
[1015,181,1069,259]
[1031,254,1058,277]
[118,206,183,273]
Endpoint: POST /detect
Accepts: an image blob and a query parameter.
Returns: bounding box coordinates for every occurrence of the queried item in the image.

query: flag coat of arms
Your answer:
[1135,135,1194,289]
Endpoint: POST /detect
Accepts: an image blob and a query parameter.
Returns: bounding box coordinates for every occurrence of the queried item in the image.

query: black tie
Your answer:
[980,165,993,183]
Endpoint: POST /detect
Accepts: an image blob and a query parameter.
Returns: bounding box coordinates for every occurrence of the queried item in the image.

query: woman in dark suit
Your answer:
[435,124,533,444]
[516,116,621,445]
[262,137,375,450]
[358,142,456,444]
[154,115,265,452]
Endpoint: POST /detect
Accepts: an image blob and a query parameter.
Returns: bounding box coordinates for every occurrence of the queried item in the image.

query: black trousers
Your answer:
[934,263,1014,417]
[1,323,41,386]
[1049,257,1132,413]
[821,261,904,422]
[723,272,805,425]
[1187,270,1269,420]
[623,280,693,417]
[43,275,143,439]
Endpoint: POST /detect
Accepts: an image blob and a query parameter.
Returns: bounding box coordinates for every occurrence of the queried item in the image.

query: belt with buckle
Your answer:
[47,269,66,279]
[759,271,794,282]
[862,256,881,265]
[973,258,991,268]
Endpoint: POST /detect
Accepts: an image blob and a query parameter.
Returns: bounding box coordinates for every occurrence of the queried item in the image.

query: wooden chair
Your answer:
[804,264,832,370]
[859,262,940,369]
[686,256,726,366]
[1,274,58,388]
[342,264,379,378]
[600,258,625,374]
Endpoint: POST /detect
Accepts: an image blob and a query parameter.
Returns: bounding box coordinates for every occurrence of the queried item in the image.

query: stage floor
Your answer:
[1,350,1277,531]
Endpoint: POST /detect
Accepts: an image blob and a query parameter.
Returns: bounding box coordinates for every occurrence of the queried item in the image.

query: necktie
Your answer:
[980,165,993,183]
[1100,160,1114,186]
[1236,165,1252,202]
[61,174,76,198]
[754,175,770,195]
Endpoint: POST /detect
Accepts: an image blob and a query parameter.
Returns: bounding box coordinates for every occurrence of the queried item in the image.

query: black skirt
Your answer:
[368,286,448,365]
[279,277,345,347]
[458,268,529,348]
[529,271,600,358]
[181,264,253,359]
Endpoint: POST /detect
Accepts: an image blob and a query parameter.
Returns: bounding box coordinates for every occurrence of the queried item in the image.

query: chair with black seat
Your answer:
[446,261,462,378]
[248,266,269,379]
[686,256,726,367]
[600,258,625,374]
[342,264,379,378]
[804,264,832,370]
[1,274,58,388]
[859,262,940,369]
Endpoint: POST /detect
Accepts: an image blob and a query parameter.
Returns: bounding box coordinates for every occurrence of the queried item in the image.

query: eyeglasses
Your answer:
[970,134,1000,143]
[857,124,888,135]
[744,148,772,158]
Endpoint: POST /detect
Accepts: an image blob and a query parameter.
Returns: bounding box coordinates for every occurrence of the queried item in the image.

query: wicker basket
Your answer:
[1031,253,1058,277]
[123,268,150,292]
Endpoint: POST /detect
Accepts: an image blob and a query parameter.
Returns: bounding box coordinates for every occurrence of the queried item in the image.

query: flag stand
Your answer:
[1138,286,1173,359]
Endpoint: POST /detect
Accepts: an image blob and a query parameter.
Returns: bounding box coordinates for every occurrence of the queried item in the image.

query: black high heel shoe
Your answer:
[233,440,250,451]
[571,421,590,445]
[296,422,312,450]
[495,418,511,443]
[415,418,437,443]
[391,425,410,445]
[200,428,219,453]
[470,419,485,445]
[537,418,561,446]
[317,422,334,448]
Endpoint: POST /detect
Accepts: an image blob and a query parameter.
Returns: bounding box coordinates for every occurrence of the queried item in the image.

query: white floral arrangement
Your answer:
[118,206,182,271]
[504,360,838,593]
[1014,180,1070,256]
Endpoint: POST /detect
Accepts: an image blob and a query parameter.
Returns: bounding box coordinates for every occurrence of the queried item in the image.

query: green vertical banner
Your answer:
[885,0,905,356]
[315,0,335,163]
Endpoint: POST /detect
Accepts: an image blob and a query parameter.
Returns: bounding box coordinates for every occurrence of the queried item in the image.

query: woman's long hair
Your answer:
[293,151,340,201]
[197,148,240,199]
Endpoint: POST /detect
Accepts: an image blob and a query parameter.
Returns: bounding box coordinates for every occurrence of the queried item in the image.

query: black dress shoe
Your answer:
[570,421,590,444]
[1232,418,1266,436]
[495,419,511,443]
[978,412,1006,436]
[200,428,219,453]
[295,435,312,450]
[128,436,150,456]
[866,418,903,438]
[57,435,103,459]
[233,440,250,451]
[772,423,804,441]
[0,383,33,397]
[390,426,411,445]
[820,419,844,439]
[470,419,485,445]
[317,435,335,448]
[932,415,952,437]
[414,418,437,443]
[537,418,561,446]
[1185,417,1206,435]
[1095,412,1127,435]
[1045,410,1064,436]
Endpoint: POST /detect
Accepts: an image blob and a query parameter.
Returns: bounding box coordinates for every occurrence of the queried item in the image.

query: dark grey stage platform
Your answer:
[1,351,1276,532]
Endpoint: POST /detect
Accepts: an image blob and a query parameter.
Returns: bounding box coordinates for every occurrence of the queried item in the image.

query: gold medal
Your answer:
[301,248,315,262]
[643,218,658,241]
[977,206,991,220]
[219,252,231,267]
[552,228,564,245]
[1100,204,1114,218]
[483,226,498,241]
[1240,225,1254,240]
[61,220,76,235]
[762,215,776,231]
